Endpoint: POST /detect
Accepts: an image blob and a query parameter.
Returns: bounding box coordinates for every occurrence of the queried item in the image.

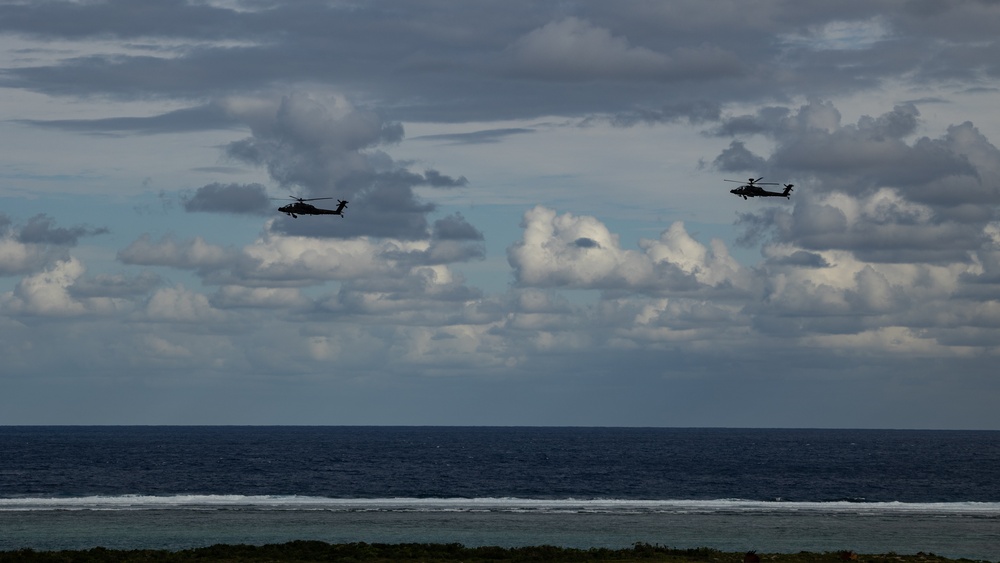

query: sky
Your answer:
[2,0,999,428]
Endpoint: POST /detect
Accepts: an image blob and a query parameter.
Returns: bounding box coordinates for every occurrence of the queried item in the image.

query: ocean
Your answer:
[1,427,998,560]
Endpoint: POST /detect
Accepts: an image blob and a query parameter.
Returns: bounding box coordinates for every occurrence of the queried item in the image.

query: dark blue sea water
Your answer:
[1,427,998,560]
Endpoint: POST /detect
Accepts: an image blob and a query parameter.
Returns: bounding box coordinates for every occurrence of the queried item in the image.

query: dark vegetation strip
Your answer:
[0,542,986,563]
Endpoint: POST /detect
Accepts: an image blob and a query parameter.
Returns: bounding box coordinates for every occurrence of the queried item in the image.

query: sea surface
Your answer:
[1,427,998,560]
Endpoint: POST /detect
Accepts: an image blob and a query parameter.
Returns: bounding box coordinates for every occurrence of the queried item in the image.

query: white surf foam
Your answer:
[2,495,999,515]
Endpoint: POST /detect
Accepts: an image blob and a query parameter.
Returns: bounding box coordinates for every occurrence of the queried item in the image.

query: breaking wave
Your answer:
[2,495,999,515]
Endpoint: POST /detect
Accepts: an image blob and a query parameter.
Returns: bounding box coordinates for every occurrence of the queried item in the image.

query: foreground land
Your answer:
[0,542,992,563]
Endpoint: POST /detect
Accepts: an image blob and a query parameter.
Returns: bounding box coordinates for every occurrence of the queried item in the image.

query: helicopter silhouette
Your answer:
[276,196,348,218]
[725,178,794,200]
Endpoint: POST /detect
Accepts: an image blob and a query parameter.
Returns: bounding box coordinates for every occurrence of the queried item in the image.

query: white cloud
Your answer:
[508,206,748,293]
[238,229,407,282]
[0,237,57,276]
[1,257,124,317]
[640,223,745,288]
[145,285,227,323]
[211,285,309,309]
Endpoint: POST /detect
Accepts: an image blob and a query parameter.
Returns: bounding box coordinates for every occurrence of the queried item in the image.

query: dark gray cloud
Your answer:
[423,169,468,188]
[501,17,745,82]
[772,130,977,191]
[370,213,488,266]
[216,93,467,240]
[0,0,239,40]
[183,183,271,216]
[739,193,987,264]
[413,128,536,145]
[0,214,107,276]
[766,250,831,268]
[713,141,768,173]
[6,1,997,123]
[734,208,788,247]
[710,106,792,138]
[713,103,921,144]
[432,213,484,241]
[721,102,1000,265]
[267,171,438,240]
[857,103,920,139]
[13,102,240,135]
[68,271,161,299]
[386,240,487,268]
[16,214,108,245]
[713,101,989,195]
[610,100,722,127]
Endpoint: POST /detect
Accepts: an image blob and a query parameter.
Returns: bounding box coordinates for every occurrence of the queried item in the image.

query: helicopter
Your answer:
[724,177,794,200]
[276,196,348,218]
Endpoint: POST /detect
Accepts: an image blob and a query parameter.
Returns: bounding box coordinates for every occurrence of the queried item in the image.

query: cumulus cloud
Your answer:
[698,101,1000,353]
[720,102,1000,266]
[116,219,485,289]
[712,102,984,195]
[234,232,407,284]
[214,93,467,239]
[0,236,62,277]
[2,258,124,317]
[508,206,748,294]
[145,285,227,323]
[497,192,997,364]
[0,214,107,276]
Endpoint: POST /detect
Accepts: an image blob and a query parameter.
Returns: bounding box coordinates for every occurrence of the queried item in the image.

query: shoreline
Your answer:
[1,542,994,563]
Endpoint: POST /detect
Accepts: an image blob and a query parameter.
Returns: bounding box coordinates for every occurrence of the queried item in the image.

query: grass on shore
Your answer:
[0,541,990,563]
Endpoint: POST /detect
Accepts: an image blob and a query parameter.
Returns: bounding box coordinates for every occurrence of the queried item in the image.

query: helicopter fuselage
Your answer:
[729,186,790,199]
[278,200,347,218]
[725,178,793,200]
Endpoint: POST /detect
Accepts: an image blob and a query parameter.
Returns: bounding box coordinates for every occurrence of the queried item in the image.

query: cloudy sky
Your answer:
[2,0,999,428]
